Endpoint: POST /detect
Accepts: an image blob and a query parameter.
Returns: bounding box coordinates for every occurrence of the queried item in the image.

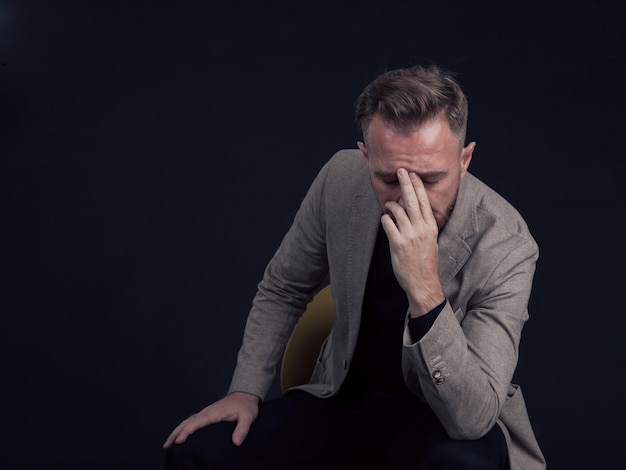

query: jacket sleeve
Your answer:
[401,237,539,440]
[227,158,333,400]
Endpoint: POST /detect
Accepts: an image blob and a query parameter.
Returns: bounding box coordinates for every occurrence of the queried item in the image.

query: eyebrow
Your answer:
[375,170,448,180]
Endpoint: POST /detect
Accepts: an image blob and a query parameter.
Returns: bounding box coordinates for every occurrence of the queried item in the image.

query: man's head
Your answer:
[355,64,469,147]
[355,65,475,230]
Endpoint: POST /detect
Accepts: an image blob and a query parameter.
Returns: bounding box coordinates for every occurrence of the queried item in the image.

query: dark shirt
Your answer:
[341,224,445,396]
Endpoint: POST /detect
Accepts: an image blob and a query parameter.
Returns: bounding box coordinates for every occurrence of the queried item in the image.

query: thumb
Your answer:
[231,415,253,446]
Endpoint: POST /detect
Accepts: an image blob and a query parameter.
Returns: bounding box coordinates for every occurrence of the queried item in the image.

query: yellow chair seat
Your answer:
[280,285,335,392]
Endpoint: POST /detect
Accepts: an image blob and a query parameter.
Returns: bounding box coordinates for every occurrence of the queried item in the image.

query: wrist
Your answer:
[229,391,261,404]
[408,290,445,318]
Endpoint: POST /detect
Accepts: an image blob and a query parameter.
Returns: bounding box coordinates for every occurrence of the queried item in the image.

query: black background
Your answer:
[2,1,625,468]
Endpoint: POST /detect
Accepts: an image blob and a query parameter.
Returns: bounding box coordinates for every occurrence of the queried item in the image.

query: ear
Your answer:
[459,141,475,178]
[357,141,369,163]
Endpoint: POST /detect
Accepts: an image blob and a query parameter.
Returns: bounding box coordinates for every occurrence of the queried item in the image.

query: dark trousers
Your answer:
[165,390,509,470]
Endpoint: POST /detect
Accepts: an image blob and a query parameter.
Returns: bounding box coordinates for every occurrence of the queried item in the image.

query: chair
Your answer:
[280,285,336,392]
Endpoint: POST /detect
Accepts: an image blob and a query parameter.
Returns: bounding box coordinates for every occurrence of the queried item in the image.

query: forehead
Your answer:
[365,114,460,172]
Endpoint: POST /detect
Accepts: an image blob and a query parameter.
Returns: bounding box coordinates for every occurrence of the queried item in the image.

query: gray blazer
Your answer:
[229,150,546,470]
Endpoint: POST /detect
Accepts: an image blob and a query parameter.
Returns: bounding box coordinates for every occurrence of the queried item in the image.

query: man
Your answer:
[164,65,546,469]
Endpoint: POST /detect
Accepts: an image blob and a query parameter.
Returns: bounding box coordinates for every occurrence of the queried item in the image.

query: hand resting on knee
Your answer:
[163,391,260,448]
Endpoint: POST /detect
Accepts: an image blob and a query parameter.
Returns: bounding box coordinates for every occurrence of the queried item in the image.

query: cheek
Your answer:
[373,182,399,204]
[428,183,459,216]
[425,189,445,213]
[384,187,402,204]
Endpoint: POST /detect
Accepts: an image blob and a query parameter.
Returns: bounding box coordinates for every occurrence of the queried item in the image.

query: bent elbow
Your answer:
[442,402,501,440]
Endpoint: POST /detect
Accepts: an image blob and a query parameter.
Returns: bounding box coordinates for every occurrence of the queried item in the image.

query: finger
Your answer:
[174,412,222,444]
[383,201,411,233]
[163,420,187,448]
[381,212,400,240]
[231,415,253,446]
[173,413,216,445]
[163,433,175,449]
[409,172,437,226]
[397,168,423,222]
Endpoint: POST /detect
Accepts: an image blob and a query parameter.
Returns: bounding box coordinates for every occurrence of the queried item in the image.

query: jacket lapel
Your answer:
[345,184,381,353]
[437,174,479,288]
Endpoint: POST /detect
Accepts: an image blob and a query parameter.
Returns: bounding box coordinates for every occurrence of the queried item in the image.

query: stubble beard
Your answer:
[437,184,459,233]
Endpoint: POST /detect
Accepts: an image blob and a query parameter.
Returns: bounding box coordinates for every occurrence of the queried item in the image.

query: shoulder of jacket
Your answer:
[463,173,535,243]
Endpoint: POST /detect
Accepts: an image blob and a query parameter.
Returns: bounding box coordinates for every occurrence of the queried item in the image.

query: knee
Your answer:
[164,422,238,470]
[164,438,217,470]
[420,440,505,470]
[164,441,197,470]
